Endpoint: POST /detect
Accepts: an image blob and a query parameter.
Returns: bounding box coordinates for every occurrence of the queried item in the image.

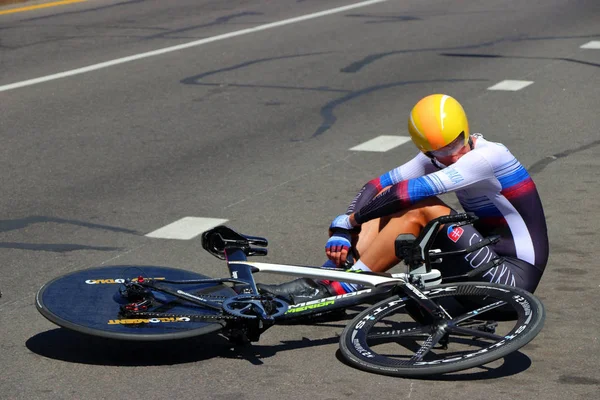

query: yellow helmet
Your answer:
[408,94,470,153]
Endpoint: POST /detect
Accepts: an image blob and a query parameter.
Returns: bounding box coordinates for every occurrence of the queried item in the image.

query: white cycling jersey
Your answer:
[350,134,549,270]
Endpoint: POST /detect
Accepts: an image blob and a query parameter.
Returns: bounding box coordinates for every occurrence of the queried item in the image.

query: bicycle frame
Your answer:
[233,258,456,321]
[225,247,404,320]
[200,212,501,322]
[138,212,499,327]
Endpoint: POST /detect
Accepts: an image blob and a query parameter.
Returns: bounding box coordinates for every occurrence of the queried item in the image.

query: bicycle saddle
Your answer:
[202,226,268,259]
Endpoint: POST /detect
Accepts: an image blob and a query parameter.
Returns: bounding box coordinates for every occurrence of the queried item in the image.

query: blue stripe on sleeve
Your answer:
[407,177,436,202]
[498,165,530,189]
[427,174,446,192]
[380,173,393,188]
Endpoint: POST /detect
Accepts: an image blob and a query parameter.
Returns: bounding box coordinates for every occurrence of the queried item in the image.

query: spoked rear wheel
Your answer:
[339,282,545,377]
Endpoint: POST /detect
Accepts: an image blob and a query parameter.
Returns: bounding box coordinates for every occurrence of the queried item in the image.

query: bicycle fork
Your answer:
[402,281,450,323]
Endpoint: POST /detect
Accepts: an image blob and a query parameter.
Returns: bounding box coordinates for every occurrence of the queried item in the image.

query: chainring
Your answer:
[222,294,289,320]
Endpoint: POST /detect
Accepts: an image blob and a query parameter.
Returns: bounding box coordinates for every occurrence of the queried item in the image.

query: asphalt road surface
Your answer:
[1,0,599,399]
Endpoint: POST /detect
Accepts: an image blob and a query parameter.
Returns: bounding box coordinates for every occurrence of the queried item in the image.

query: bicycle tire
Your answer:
[36,265,237,341]
[339,282,545,377]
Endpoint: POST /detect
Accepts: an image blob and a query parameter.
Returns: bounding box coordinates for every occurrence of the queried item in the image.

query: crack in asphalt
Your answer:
[0,242,122,252]
[528,138,600,175]
[442,53,600,69]
[144,11,264,40]
[341,34,600,73]
[180,52,332,83]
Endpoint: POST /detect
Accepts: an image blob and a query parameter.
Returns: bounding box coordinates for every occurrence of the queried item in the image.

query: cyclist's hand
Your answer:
[326,214,355,266]
[325,229,351,266]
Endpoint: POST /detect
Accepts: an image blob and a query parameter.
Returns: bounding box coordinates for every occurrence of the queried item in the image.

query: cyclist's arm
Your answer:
[353,151,494,224]
[346,152,436,214]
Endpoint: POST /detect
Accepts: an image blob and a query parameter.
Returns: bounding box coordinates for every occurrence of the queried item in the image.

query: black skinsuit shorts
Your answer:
[433,220,543,294]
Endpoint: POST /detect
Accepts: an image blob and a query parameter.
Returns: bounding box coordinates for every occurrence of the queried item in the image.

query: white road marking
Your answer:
[580,41,600,49]
[146,217,228,240]
[349,135,412,152]
[0,0,388,92]
[487,80,534,91]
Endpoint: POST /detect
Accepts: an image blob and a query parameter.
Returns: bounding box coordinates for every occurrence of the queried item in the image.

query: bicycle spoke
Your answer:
[452,300,506,324]
[409,328,447,363]
[446,325,503,341]
[367,325,430,341]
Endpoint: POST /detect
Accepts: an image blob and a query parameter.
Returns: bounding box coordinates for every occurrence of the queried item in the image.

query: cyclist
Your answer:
[259,94,549,303]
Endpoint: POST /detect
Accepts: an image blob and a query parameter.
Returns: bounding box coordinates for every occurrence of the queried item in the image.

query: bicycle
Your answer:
[35,213,544,377]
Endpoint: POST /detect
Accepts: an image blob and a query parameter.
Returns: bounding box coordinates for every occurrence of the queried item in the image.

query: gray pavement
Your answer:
[0,1,27,8]
[0,0,599,399]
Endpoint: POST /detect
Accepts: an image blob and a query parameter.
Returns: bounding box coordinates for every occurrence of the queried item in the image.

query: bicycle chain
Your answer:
[120,294,239,321]
[121,310,239,321]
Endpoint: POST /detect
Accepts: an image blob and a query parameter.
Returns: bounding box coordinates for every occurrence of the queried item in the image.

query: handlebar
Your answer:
[432,212,478,226]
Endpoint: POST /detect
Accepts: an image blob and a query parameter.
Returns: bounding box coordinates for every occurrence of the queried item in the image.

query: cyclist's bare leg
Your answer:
[258,197,451,303]
[352,197,452,273]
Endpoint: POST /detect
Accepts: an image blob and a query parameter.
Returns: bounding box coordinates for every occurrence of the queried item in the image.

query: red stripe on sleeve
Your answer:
[501,177,536,199]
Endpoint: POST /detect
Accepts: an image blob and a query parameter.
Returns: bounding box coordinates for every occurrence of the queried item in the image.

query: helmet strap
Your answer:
[425,134,472,170]
[430,158,443,170]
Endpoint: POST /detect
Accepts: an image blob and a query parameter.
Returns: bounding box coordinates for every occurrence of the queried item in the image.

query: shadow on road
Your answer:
[26,328,232,366]
[220,336,341,365]
[0,215,139,252]
[334,348,533,380]
[28,319,534,378]
[26,327,340,366]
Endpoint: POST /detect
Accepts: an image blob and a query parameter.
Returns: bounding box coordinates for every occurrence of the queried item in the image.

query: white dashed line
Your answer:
[580,41,600,49]
[146,217,228,240]
[487,80,534,91]
[350,135,412,152]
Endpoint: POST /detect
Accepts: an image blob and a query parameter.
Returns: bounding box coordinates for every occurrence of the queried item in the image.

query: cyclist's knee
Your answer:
[403,197,452,226]
[400,207,429,227]
[412,196,452,211]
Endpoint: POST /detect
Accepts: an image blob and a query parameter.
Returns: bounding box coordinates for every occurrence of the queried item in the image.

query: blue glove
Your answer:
[325,230,351,253]
[326,214,353,255]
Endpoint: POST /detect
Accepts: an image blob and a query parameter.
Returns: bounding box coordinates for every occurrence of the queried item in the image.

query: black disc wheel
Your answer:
[339,282,545,377]
[36,265,237,341]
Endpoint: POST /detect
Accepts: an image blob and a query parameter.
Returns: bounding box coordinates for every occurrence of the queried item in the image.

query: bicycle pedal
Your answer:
[434,332,450,350]
[233,285,253,295]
